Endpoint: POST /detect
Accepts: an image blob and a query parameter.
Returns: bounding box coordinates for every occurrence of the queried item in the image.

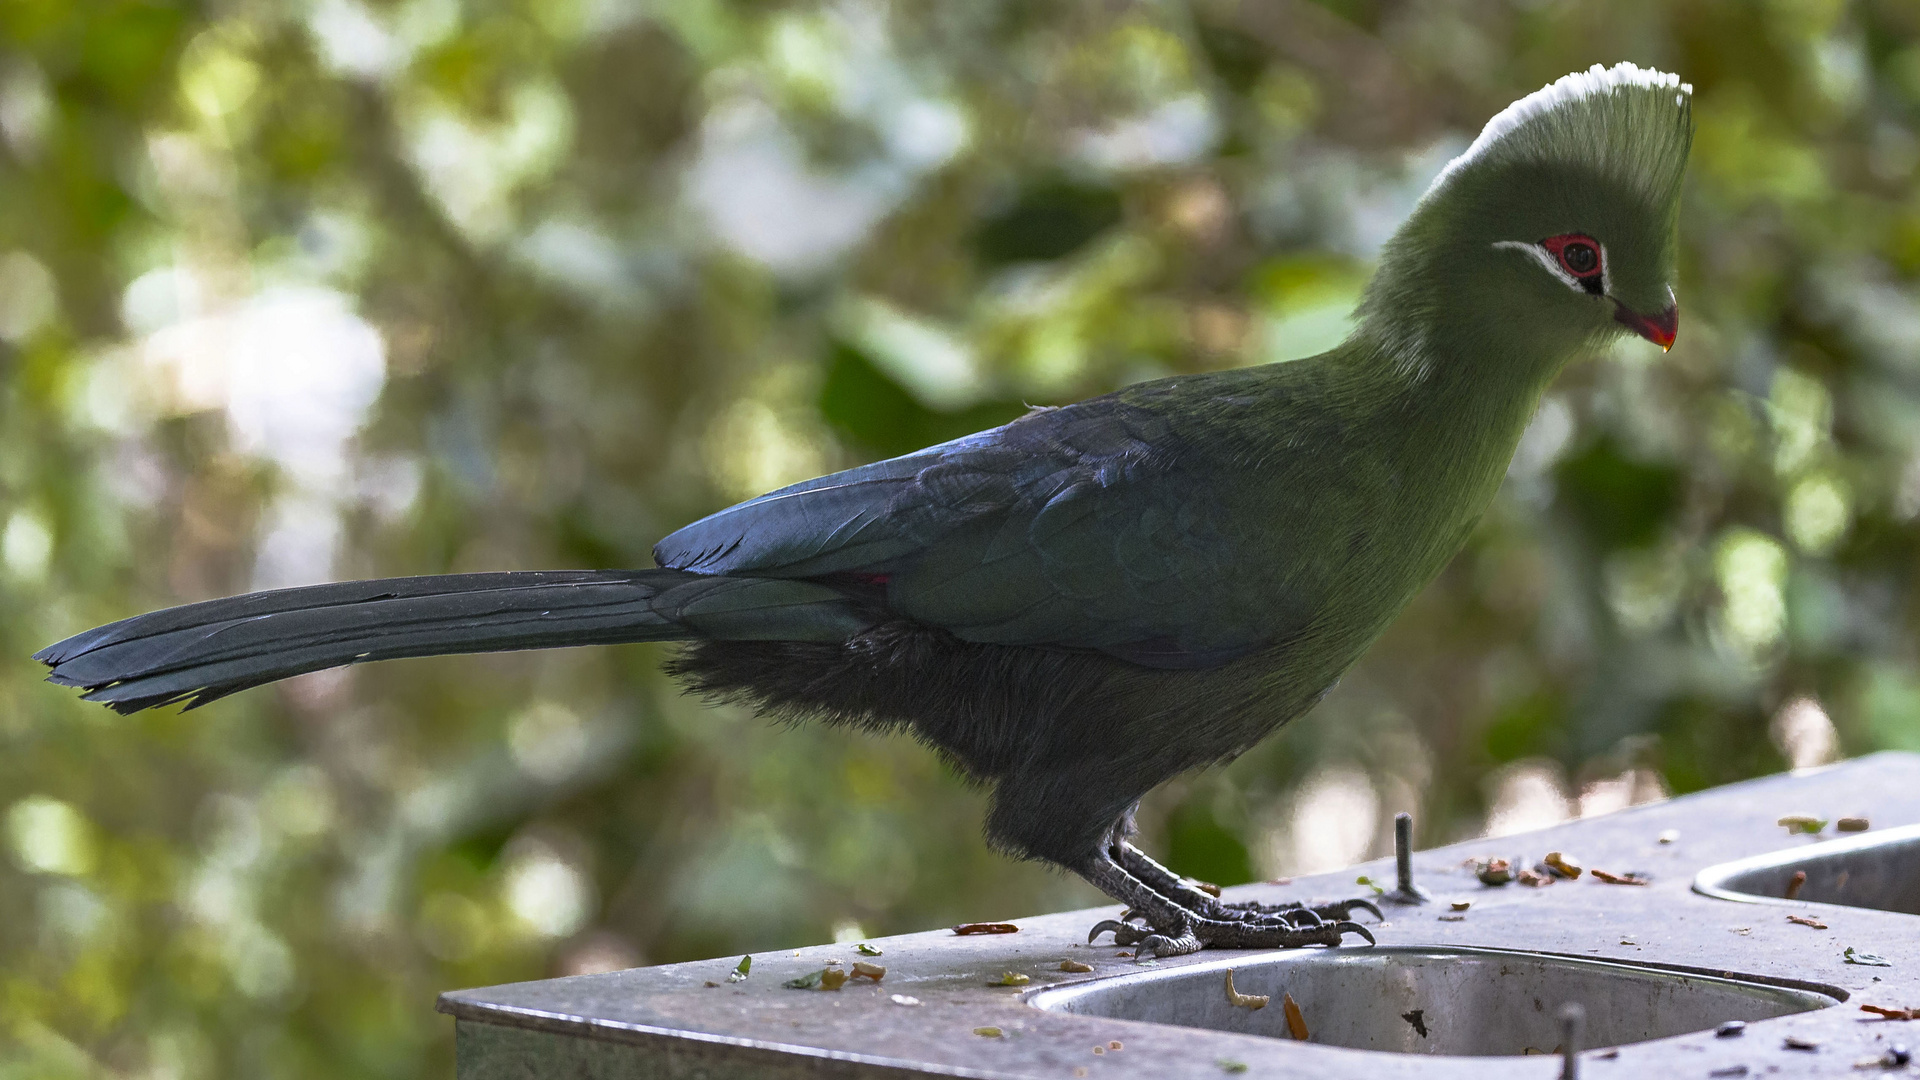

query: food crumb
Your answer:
[1785,1035,1820,1051]
[1786,914,1829,930]
[1778,814,1827,835]
[1658,829,1680,844]
[1059,960,1093,973]
[953,922,1019,936]
[1109,1041,1124,1050]
[1283,992,1309,1041]
[1217,1062,1248,1074]
[1450,900,1471,912]
[1225,970,1269,1010]
[889,994,921,1007]
[1838,816,1871,832]
[972,1027,1003,1038]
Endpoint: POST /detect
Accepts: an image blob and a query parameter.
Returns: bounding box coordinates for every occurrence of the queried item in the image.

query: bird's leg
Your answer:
[1109,841,1383,928]
[1081,846,1376,958]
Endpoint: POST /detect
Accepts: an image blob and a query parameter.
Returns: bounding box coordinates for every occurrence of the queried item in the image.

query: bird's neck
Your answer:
[1346,248,1584,433]
[1332,294,1579,516]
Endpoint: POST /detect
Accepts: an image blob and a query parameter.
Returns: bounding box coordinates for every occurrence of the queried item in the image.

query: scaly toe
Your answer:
[1139,932,1202,957]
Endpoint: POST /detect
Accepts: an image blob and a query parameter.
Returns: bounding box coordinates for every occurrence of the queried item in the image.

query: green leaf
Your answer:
[1845,947,1892,967]
[728,955,751,982]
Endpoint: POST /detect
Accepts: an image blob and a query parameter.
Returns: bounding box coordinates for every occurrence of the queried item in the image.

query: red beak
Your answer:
[1614,300,1678,351]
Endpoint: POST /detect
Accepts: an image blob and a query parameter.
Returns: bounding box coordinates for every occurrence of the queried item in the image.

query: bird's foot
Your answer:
[1100,838,1383,932]
[1088,909,1374,957]
[1080,849,1376,958]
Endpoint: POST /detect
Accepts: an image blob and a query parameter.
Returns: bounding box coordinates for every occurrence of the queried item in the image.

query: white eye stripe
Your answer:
[1493,239,1611,296]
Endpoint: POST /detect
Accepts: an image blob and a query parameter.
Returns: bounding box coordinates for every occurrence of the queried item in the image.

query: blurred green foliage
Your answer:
[5,0,1920,1075]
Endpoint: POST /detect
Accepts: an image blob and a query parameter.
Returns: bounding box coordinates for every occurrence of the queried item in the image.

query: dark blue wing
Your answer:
[653,375,1326,665]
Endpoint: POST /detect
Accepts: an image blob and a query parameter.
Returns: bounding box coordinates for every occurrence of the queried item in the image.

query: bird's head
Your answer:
[1365,63,1693,366]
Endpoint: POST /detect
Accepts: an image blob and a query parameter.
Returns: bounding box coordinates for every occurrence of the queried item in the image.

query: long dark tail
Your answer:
[35,569,876,714]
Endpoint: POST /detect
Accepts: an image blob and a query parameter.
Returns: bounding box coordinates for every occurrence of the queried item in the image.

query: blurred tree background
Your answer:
[4,0,1919,1074]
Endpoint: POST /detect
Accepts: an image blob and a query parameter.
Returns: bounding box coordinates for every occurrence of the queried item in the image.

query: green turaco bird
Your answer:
[37,63,1692,957]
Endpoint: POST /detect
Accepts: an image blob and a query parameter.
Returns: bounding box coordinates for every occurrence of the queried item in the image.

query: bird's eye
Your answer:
[1493,232,1609,296]
[1560,242,1598,276]
[1539,233,1604,281]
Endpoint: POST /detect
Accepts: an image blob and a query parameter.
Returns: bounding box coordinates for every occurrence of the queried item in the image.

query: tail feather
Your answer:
[37,570,874,714]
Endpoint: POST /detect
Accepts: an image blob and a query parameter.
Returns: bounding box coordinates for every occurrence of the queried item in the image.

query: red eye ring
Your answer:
[1541,233,1603,279]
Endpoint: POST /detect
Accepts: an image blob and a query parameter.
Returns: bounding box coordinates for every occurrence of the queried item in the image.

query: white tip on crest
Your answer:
[1426,63,1693,198]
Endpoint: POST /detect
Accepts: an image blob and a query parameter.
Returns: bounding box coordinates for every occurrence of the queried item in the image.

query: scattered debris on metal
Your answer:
[1591,869,1650,886]
[1544,851,1583,879]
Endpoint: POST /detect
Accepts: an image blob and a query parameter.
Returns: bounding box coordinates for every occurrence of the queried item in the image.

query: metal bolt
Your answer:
[1559,1002,1585,1080]
[1386,812,1433,905]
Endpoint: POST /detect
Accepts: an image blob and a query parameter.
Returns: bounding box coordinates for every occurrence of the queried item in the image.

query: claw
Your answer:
[1087,919,1152,947]
[1335,898,1384,922]
[1333,920,1376,946]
